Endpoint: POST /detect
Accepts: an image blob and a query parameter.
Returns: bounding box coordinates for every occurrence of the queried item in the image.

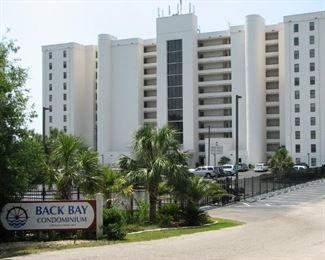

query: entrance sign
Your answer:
[0,200,96,231]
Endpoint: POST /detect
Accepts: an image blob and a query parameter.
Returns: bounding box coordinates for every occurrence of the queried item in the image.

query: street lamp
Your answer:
[42,107,50,148]
[235,95,242,201]
[208,125,211,165]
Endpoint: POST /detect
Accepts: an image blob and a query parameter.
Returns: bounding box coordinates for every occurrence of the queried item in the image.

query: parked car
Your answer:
[222,164,236,176]
[293,165,308,172]
[189,166,216,178]
[254,163,269,172]
[237,163,249,172]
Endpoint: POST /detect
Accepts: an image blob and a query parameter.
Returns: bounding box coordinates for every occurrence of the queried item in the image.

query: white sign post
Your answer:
[0,201,96,231]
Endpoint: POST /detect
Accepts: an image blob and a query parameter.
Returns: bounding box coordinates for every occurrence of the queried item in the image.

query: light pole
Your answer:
[208,125,211,165]
[235,95,242,201]
[42,107,50,150]
[307,153,310,167]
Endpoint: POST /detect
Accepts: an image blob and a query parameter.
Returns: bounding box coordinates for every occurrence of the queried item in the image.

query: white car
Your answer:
[293,165,307,171]
[189,166,216,178]
[254,163,269,172]
[222,164,236,176]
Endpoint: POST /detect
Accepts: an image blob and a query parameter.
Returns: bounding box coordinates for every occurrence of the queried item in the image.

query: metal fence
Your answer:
[20,187,84,201]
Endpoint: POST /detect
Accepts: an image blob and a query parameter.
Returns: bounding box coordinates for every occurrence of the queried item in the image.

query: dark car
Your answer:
[237,163,249,172]
[214,166,227,178]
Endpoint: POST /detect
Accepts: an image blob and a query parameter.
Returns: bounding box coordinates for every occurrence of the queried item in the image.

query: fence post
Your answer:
[42,186,46,201]
[251,176,254,197]
[259,175,261,195]
[273,174,275,192]
[95,193,104,239]
[266,179,268,193]
[243,177,246,200]
[77,187,80,200]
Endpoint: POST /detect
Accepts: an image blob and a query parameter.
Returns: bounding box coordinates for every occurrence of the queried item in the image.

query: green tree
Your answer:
[268,146,294,173]
[119,125,189,223]
[96,167,133,208]
[218,156,231,165]
[51,133,100,199]
[0,38,39,206]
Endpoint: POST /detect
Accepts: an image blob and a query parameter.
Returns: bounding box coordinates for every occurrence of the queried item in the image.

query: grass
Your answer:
[0,218,241,259]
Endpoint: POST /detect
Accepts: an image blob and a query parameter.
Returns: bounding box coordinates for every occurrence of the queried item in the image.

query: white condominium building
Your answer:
[42,10,325,167]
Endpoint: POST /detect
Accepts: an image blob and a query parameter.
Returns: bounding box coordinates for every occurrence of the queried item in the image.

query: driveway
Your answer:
[11,179,325,260]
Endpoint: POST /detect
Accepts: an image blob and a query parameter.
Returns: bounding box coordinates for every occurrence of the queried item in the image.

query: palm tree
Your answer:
[119,125,189,223]
[52,133,100,199]
[96,167,133,208]
[268,146,294,174]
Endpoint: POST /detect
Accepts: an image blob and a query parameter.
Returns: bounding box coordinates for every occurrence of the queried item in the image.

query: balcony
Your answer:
[143,96,156,102]
[198,127,232,133]
[266,89,279,95]
[143,118,156,123]
[198,103,232,110]
[144,63,157,69]
[198,92,232,99]
[198,79,232,87]
[143,107,157,113]
[143,85,157,91]
[143,74,157,80]
[198,44,231,52]
[266,52,279,58]
[198,56,231,64]
[198,68,232,76]
[265,39,278,46]
[143,51,156,58]
[265,64,279,70]
[198,115,232,122]
[266,76,279,82]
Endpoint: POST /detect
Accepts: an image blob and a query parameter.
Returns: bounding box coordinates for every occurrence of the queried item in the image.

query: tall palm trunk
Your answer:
[149,181,158,223]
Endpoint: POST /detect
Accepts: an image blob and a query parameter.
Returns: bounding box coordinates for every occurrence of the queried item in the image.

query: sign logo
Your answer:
[6,206,29,228]
[1,201,96,231]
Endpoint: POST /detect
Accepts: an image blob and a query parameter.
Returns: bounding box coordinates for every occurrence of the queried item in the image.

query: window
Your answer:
[294,64,299,72]
[63,72,67,79]
[295,144,300,153]
[310,76,315,85]
[295,104,300,113]
[63,104,67,111]
[49,63,52,70]
[49,116,52,123]
[294,77,299,86]
[294,90,300,99]
[63,50,67,58]
[63,61,67,68]
[63,93,67,100]
[294,37,299,46]
[294,24,299,32]
[49,105,52,112]
[295,131,300,139]
[63,82,67,90]
[49,73,52,80]
[310,62,315,71]
[311,158,316,167]
[310,49,315,58]
[310,103,315,112]
[63,126,67,133]
[63,115,67,122]
[49,52,52,59]
[310,89,315,99]
[309,35,315,45]
[294,50,299,59]
[310,21,315,31]
[49,84,52,91]
[311,130,316,139]
[310,117,316,126]
[49,95,52,102]
[311,144,316,153]
[295,117,300,126]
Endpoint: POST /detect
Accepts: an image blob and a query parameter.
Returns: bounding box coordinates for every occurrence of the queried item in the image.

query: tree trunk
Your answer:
[149,182,158,223]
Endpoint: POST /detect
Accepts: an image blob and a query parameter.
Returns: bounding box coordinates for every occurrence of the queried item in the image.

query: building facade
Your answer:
[42,10,325,167]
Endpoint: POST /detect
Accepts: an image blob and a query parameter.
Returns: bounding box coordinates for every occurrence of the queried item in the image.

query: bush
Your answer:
[157,203,182,227]
[182,204,208,226]
[103,208,126,240]
[134,199,149,225]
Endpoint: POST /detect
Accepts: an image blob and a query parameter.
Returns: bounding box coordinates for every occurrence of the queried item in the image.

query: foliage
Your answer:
[0,37,40,206]
[268,146,294,173]
[157,203,182,227]
[119,125,189,223]
[182,204,208,226]
[45,131,100,199]
[103,207,126,240]
[95,167,133,208]
[218,156,231,165]
[134,199,149,225]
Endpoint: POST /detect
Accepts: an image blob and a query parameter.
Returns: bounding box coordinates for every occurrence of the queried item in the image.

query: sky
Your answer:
[1,0,324,133]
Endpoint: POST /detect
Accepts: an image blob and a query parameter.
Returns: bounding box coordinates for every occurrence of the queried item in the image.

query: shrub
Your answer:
[182,204,208,226]
[103,208,126,240]
[157,203,182,227]
[135,199,149,225]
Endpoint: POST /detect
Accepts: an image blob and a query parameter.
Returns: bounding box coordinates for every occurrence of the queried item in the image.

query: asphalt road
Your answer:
[12,178,325,260]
